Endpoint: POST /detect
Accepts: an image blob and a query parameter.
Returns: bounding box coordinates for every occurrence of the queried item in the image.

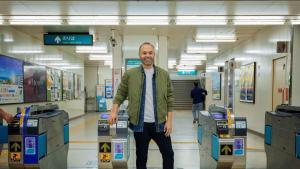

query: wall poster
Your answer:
[46,68,62,101]
[0,55,24,104]
[239,62,256,103]
[24,63,47,103]
[212,72,221,100]
[62,71,74,100]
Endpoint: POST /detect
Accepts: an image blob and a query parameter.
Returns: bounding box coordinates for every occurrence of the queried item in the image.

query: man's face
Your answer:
[139,44,155,66]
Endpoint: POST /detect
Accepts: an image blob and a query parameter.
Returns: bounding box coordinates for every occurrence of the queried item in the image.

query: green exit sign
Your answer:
[44,33,93,45]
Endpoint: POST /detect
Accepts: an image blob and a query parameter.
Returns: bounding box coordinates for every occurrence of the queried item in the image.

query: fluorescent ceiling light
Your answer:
[47,63,70,66]
[186,46,218,53]
[214,62,225,66]
[168,60,176,65]
[76,46,107,53]
[196,35,236,42]
[89,54,112,60]
[9,49,44,54]
[9,16,62,25]
[3,36,14,42]
[126,16,169,25]
[291,20,300,25]
[61,66,83,69]
[180,60,202,65]
[35,58,63,61]
[176,65,195,70]
[181,54,207,60]
[233,16,285,25]
[206,66,218,70]
[176,16,227,25]
[68,16,119,25]
[104,60,112,66]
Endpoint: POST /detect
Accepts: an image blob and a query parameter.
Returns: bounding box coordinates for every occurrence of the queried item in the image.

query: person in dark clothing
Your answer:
[190,82,207,123]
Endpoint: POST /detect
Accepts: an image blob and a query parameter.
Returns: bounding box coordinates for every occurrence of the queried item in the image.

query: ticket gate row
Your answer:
[265,105,300,169]
[1,104,69,169]
[198,104,247,169]
[98,111,130,169]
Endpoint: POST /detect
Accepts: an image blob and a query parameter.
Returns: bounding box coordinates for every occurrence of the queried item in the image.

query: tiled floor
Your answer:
[0,110,267,169]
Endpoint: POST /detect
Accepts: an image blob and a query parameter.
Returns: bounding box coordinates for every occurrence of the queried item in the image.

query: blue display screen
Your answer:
[100,114,109,119]
[212,113,226,120]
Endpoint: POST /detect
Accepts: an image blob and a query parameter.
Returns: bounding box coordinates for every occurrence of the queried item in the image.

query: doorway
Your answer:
[272,56,287,111]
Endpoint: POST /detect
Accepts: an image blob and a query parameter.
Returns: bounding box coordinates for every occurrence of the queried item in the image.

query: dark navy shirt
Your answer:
[190,87,207,104]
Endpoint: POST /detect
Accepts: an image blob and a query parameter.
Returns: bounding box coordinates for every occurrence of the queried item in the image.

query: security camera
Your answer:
[110,29,117,47]
[110,36,117,47]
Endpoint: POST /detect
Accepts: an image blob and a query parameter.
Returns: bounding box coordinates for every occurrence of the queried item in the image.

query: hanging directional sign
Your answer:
[99,142,111,153]
[220,144,233,155]
[44,33,93,45]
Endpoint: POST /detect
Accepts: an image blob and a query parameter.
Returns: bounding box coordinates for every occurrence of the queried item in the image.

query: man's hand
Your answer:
[0,108,14,123]
[107,104,119,125]
[164,118,173,137]
[3,113,13,123]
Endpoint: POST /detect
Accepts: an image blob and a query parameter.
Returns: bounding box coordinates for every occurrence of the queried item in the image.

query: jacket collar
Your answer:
[140,64,157,75]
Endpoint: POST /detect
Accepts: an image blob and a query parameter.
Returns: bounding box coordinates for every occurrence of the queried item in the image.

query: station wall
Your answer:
[206,26,292,134]
[0,26,85,120]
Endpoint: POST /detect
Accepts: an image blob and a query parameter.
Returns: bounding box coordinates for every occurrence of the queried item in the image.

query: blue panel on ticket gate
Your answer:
[211,134,219,161]
[0,126,8,144]
[198,125,203,145]
[38,134,47,159]
[234,138,245,156]
[296,133,300,159]
[23,136,39,164]
[265,125,272,145]
[100,113,109,120]
[64,124,69,144]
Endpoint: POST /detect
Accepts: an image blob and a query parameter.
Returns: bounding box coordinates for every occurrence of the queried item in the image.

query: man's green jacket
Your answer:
[113,65,174,125]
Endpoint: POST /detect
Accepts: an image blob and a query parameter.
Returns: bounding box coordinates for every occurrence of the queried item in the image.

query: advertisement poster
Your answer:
[212,72,221,100]
[105,79,113,99]
[96,84,107,112]
[24,63,47,103]
[0,55,24,104]
[46,68,62,101]
[240,62,256,103]
[63,71,74,100]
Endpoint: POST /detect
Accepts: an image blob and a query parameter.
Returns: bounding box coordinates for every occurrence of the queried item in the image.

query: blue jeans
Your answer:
[192,103,203,120]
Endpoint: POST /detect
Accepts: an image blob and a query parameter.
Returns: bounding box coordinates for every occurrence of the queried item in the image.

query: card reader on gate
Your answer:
[98,113,110,136]
[234,117,247,136]
[216,120,229,135]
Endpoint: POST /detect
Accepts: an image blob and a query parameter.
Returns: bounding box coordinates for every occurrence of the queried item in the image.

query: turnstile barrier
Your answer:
[7,104,69,169]
[98,111,129,169]
[198,104,247,169]
[265,105,300,169]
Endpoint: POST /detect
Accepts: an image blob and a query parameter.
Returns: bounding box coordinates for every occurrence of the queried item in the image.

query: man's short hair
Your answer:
[194,82,199,87]
[139,42,155,56]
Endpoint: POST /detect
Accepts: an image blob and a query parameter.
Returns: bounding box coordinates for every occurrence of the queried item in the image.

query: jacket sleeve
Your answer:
[167,74,174,112]
[113,72,129,106]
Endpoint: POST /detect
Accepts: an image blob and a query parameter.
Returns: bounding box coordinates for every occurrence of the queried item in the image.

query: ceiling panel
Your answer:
[176,1,225,15]
[126,1,168,15]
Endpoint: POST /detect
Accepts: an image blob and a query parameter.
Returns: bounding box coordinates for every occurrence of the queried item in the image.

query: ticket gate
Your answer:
[98,111,129,169]
[198,104,247,169]
[0,118,8,155]
[265,105,300,169]
[6,104,69,169]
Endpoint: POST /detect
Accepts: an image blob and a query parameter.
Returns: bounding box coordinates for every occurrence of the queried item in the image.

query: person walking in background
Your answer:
[190,82,207,124]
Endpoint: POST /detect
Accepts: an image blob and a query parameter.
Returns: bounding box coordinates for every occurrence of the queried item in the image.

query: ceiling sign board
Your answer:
[44,33,93,45]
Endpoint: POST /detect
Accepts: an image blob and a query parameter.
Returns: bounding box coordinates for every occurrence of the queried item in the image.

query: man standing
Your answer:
[108,42,174,169]
[190,82,207,124]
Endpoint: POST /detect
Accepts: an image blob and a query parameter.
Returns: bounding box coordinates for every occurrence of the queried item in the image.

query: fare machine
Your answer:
[98,111,130,169]
[7,104,69,169]
[198,104,247,169]
[265,105,300,169]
